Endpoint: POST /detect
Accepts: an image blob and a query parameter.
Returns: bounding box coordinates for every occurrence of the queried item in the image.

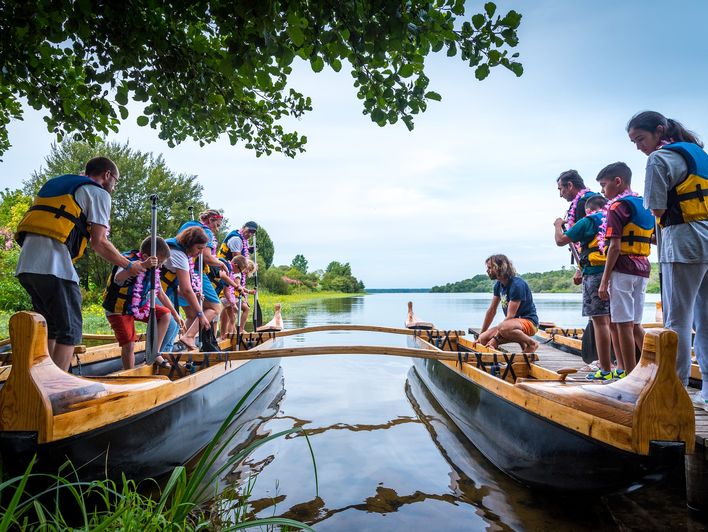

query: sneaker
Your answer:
[691,394,708,412]
[612,369,627,379]
[586,369,613,381]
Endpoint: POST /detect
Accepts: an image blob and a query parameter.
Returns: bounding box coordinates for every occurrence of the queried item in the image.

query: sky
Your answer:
[2,0,708,288]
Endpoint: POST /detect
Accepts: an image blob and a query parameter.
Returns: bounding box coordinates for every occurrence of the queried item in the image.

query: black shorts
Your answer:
[17,273,83,345]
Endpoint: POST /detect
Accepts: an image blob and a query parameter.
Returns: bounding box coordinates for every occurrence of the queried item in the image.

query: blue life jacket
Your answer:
[661,142,708,226]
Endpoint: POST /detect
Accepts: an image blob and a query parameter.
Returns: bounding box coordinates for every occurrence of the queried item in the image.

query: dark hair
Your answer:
[176,226,208,250]
[85,157,118,177]
[596,162,632,185]
[585,194,607,212]
[485,254,517,278]
[556,170,585,189]
[627,111,703,148]
[139,236,170,259]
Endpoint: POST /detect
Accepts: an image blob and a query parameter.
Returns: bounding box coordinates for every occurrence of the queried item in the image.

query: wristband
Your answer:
[125,261,133,270]
[196,311,204,317]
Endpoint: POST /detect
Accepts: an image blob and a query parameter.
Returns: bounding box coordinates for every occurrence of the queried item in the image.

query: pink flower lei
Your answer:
[597,190,639,252]
[189,255,202,295]
[566,188,591,228]
[130,253,161,319]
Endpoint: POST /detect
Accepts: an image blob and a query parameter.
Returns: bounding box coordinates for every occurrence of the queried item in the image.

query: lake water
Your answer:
[221,292,698,531]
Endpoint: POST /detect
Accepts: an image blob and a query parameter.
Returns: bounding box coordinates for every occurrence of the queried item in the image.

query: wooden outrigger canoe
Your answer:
[0,312,280,482]
[410,327,694,492]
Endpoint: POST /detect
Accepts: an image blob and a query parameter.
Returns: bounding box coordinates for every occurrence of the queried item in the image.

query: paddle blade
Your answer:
[255,300,264,328]
[145,307,159,364]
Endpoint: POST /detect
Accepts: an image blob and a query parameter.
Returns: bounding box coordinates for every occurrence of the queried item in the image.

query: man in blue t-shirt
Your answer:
[478,254,539,353]
[554,194,613,380]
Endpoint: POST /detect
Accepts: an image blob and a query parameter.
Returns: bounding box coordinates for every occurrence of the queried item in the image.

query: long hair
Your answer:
[486,254,517,279]
[627,111,703,147]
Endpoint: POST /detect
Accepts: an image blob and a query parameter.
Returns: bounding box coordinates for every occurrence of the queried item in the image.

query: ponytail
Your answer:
[627,111,704,148]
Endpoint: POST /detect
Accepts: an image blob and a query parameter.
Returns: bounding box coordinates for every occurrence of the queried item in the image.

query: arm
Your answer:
[175,268,210,328]
[553,218,572,246]
[598,238,620,301]
[202,247,226,269]
[157,290,185,328]
[504,300,521,321]
[480,296,500,333]
[90,224,147,273]
[219,270,243,291]
[114,256,158,284]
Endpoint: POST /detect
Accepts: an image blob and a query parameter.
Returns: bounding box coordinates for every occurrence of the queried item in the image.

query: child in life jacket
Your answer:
[596,162,654,378]
[217,255,248,340]
[103,236,185,369]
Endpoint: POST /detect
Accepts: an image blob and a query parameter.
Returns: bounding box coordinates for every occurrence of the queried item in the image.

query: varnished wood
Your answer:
[232,324,465,340]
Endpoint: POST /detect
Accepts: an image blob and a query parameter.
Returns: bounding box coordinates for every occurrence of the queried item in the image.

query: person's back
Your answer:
[494,275,539,326]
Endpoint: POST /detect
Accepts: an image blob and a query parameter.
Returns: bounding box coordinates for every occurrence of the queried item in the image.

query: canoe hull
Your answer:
[0,357,281,483]
[412,357,684,493]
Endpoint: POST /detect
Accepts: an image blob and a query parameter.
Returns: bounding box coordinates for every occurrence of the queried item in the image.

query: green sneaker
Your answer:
[612,369,627,379]
[586,369,613,381]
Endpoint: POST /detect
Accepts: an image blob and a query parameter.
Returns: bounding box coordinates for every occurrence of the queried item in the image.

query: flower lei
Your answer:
[224,269,240,305]
[130,253,161,319]
[240,234,250,288]
[597,190,639,252]
[189,256,202,295]
[566,188,591,228]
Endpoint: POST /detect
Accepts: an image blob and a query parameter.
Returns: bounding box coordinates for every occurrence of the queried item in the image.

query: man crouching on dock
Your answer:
[478,254,540,353]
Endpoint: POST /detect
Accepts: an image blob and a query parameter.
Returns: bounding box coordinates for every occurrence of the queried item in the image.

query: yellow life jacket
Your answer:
[579,212,606,268]
[15,174,102,262]
[102,251,143,315]
[661,142,708,226]
[618,196,654,256]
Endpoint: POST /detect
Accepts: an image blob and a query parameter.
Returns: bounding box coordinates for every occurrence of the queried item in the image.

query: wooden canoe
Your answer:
[410,328,694,492]
[0,312,280,483]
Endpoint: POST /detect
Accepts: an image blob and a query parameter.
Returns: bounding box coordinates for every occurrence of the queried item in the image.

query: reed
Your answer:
[0,370,317,530]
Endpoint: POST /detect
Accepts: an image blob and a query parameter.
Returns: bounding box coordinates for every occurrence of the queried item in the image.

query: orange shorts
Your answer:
[518,318,538,336]
[107,306,170,346]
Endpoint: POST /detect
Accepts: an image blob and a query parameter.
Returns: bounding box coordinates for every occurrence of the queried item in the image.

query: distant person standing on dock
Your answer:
[478,254,539,353]
[14,157,145,371]
[557,170,596,285]
[627,111,708,399]
[596,162,654,377]
[554,194,613,380]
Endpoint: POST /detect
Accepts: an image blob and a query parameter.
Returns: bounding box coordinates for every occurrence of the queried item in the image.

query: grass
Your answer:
[0,291,363,339]
[0,370,317,530]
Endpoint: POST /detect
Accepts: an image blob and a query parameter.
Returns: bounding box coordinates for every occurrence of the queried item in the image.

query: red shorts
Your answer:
[107,306,170,346]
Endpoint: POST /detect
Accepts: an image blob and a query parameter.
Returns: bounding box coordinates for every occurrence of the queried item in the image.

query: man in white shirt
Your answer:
[15,157,146,370]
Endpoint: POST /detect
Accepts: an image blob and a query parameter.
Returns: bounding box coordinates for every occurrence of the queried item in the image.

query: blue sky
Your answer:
[2,1,707,288]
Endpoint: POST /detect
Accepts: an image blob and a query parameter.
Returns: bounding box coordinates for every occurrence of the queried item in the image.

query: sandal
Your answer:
[175,339,198,352]
[156,359,170,369]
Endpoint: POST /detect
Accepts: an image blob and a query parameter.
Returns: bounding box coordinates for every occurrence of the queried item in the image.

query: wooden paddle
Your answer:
[145,194,159,364]
[252,230,263,329]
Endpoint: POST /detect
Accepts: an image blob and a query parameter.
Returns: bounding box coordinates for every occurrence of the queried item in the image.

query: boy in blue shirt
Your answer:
[478,254,539,353]
[554,194,613,379]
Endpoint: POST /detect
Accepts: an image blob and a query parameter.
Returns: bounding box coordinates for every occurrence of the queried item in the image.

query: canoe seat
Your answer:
[516,379,638,428]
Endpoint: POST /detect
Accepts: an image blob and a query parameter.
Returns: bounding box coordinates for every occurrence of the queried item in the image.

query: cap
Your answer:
[244,221,258,231]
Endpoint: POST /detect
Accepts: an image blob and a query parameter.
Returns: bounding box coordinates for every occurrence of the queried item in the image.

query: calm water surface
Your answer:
[219,293,700,531]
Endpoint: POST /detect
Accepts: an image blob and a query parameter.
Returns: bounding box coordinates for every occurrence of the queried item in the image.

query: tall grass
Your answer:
[0,370,317,530]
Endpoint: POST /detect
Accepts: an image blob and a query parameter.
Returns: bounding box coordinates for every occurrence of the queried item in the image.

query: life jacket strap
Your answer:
[27,204,90,237]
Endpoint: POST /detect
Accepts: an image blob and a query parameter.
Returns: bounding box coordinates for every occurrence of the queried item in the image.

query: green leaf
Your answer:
[475,64,490,80]
[399,63,414,78]
[484,2,496,17]
[330,58,342,72]
[509,62,524,76]
[425,91,442,102]
[119,105,129,119]
[137,115,149,126]
[310,56,324,73]
[472,14,485,29]
[288,25,305,47]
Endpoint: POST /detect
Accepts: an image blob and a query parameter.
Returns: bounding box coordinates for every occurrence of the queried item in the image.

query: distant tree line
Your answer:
[432,267,660,294]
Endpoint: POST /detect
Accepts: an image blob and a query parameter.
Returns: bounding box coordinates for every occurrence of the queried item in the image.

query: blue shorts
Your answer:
[178,273,220,306]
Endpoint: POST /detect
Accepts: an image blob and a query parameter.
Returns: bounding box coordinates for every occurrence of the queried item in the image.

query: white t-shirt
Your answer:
[228,235,244,254]
[163,248,190,272]
[16,183,112,282]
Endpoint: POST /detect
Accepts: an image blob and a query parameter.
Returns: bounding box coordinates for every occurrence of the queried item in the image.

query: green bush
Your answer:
[260,267,290,295]
[0,247,32,312]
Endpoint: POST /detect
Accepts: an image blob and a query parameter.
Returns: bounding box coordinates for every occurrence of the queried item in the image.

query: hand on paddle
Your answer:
[553,217,565,228]
[198,313,211,330]
[172,312,186,332]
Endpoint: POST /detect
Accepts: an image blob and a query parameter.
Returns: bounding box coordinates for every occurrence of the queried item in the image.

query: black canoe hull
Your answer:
[412,357,684,493]
[0,357,281,483]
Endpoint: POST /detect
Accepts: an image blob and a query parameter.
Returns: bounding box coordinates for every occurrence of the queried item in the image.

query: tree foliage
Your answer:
[291,254,308,274]
[254,226,274,269]
[321,261,365,293]
[24,140,209,290]
[0,1,522,158]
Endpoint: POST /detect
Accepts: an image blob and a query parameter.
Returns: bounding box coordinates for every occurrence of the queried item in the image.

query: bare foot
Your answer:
[522,339,539,353]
